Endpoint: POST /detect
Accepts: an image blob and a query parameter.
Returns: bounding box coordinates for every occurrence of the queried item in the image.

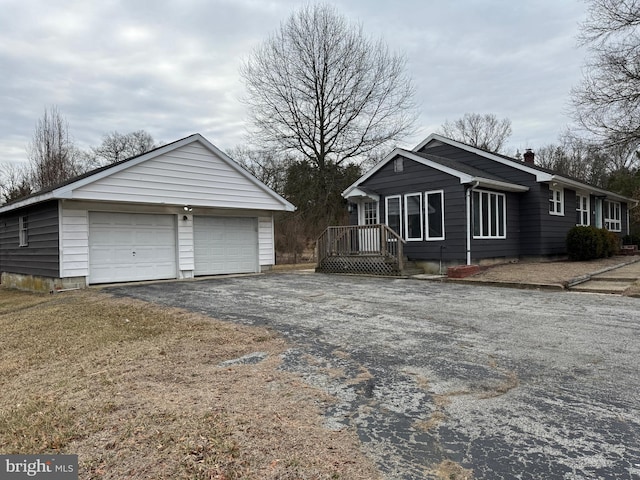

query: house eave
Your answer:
[472,178,530,193]
[550,175,637,204]
[343,187,380,202]
[0,192,57,213]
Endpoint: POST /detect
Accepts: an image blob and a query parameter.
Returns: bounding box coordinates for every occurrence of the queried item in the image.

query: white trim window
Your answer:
[604,200,621,232]
[576,193,590,226]
[19,215,28,247]
[425,190,445,240]
[385,195,402,236]
[404,193,423,241]
[360,201,378,225]
[549,186,564,216]
[473,190,506,239]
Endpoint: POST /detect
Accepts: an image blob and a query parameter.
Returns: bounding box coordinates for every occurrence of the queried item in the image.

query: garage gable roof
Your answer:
[0,134,295,213]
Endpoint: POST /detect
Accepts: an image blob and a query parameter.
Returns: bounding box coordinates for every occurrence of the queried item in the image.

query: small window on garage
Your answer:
[19,215,28,247]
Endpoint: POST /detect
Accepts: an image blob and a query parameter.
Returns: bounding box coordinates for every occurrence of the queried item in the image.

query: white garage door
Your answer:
[194,216,258,276]
[89,212,177,284]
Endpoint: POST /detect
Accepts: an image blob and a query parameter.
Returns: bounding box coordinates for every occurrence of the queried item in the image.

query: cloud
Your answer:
[0,0,587,164]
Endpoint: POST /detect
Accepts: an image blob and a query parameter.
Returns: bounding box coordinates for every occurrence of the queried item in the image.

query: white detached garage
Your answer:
[0,134,295,288]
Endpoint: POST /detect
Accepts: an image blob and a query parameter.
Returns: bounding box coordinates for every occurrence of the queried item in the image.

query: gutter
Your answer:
[465,181,479,265]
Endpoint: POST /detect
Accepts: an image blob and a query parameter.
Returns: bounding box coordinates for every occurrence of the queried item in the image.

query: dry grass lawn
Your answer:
[0,287,382,479]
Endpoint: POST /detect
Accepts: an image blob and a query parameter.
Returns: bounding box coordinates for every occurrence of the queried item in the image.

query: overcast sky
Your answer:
[0,0,588,165]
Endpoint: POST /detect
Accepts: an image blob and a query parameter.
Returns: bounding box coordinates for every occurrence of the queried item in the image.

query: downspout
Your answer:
[465,181,479,265]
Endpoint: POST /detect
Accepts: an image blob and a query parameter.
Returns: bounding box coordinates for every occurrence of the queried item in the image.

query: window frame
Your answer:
[472,189,506,239]
[385,195,403,237]
[425,190,445,241]
[19,215,28,247]
[549,186,564,216]
[404,192,423,241]
[604,200,622,232]
[576,193,590,226]
[360,200,379,226]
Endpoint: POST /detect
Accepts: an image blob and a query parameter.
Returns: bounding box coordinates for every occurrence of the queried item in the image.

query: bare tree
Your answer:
[240,4,417,173]
[227,146,292,194]
[571,0,640,149]
[93,130,157,165]
[0,162,32,204]
[534,131,638,187]
[28,106,84,191]
[439,113,512,153]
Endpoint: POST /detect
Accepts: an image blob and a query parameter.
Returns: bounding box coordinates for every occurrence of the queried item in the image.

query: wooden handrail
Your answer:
[316,224,405,270]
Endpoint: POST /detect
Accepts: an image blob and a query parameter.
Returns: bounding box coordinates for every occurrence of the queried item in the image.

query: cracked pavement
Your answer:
[107,272,640,479]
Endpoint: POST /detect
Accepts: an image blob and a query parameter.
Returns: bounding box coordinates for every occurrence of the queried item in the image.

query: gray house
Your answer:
[0,134,295,291]
[319,133,636,274]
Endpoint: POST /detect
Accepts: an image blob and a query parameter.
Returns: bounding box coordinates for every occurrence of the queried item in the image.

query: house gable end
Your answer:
[61,136,294,211]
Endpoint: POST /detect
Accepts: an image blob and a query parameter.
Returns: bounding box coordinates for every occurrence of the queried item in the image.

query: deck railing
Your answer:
[316,224,405,274]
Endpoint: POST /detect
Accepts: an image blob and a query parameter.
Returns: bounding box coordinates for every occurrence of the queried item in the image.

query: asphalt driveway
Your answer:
[107,272,640,480]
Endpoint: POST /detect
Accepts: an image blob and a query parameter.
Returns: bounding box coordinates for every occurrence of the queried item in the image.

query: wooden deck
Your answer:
[316,225,409,276]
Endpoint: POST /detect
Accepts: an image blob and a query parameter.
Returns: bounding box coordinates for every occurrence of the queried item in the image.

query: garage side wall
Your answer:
[60,208,89,279]
[258,216,275,268]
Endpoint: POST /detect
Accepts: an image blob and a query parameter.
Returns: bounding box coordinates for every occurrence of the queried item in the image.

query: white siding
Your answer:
[71,143,285,210]
[258,216,274,266]
[60,209,89,278]
[178,214,195,272]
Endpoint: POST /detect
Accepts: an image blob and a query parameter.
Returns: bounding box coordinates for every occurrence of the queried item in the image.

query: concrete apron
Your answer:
[569,258,640,294]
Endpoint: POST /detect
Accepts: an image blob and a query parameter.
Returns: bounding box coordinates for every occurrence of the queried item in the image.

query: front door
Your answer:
[358,200,380,252]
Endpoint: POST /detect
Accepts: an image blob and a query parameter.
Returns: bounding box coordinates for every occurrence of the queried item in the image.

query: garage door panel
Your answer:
[194,217,258,276]
[89,212,177,284]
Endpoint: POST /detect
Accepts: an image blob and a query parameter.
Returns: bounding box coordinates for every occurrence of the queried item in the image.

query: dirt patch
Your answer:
[0,288,381,479]
[427,459,474,479]
[467,256,631,285]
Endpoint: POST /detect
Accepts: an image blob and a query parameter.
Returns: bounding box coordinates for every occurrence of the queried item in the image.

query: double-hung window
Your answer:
[549,186,564,215]
[604,200,621,232]
[576,193,590,226]
[385,196,402,236]
[425,190,444,240]
[473,190,506,239]
[404,193,423,241]
[19,216,28,247]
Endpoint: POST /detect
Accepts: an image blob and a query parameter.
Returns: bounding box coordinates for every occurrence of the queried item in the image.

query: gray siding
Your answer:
[470,191,521,261]
[0,200,60,277]
[361,157,469,263]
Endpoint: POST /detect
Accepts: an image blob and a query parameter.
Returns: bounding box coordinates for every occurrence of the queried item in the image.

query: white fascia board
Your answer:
[551,175,638,205]
[474,178,529,192]
[54,135,203,197]
[413,133,553,182]
[342,148,404,196]
[342,148,476,198]
[0,192,56,213]
[195,135,296,212]
[343,187,380,201]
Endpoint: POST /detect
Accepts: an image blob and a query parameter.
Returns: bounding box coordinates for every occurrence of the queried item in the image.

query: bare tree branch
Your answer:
[439,113,512,153]
[572,0,640,150]
[240,4,417,171]
[27,106,86,191]
[93,130,157,165]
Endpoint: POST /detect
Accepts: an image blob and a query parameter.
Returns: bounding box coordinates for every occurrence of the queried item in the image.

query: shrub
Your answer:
[601,229,620,257]
[566,226,604,260]
[623,233,640,246]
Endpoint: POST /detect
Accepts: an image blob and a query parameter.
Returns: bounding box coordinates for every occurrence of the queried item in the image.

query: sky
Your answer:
[0,0,589,166]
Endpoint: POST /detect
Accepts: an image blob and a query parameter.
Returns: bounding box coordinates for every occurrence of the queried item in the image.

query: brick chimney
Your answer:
[523,148,535,165]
